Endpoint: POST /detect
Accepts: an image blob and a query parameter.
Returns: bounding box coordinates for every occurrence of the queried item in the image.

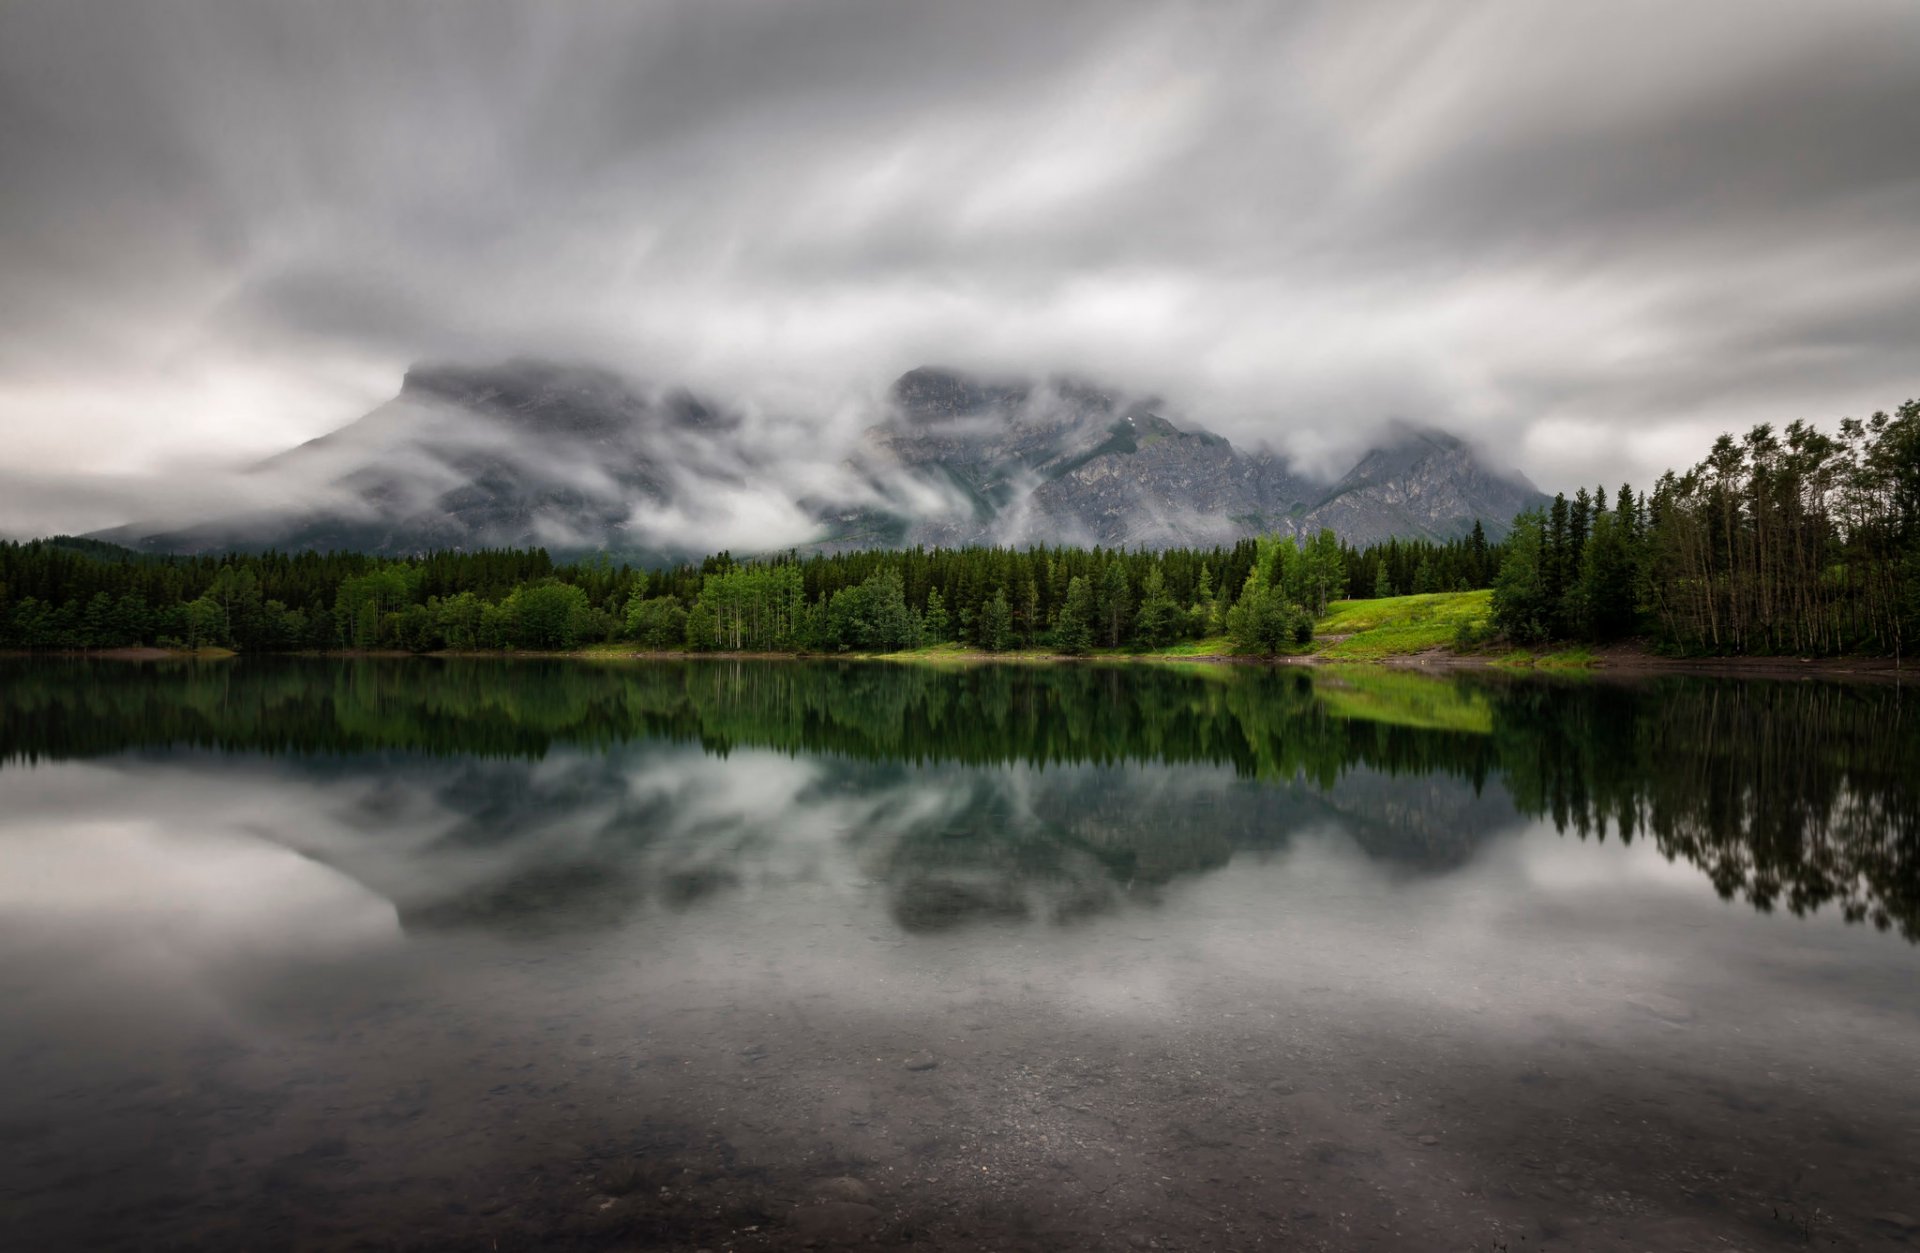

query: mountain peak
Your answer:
[889,366,1030,422]
[1306,426,1545,543]
[98,357,1544,557]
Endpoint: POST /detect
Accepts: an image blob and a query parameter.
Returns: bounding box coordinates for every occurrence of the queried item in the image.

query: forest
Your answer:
[1492,399,1919,657]
[0,398,1912,658]
[0,528,1495,657]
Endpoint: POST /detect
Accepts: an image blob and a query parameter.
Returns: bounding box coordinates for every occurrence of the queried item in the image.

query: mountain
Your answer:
[98,360,765,559]
[1301,426,1553,546]
[826,367,1543,549]
[97,360,1546,557]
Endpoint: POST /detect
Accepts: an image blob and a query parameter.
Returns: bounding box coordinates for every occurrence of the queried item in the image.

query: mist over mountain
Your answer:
[99,360,1546,559]
[833,368,1544,550]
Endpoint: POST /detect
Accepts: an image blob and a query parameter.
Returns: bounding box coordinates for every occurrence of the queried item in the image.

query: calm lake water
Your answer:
[1,659,1916,1251]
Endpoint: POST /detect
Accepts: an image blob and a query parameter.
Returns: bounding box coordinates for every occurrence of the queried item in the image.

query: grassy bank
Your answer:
[1310,590,1493,661]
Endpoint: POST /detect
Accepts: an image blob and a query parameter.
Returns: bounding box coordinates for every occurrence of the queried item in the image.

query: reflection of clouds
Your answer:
[620,749,958,893]
[0,764,399,1030]
[3,748,1915,1085]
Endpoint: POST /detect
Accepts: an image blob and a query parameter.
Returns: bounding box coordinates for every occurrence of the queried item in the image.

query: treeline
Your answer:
[0,527,1496,656]
[1493,400,1920,656]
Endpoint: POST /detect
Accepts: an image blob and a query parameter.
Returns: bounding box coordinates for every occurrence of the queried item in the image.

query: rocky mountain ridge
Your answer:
[99,360,1547,557]
[829,367,1544,549]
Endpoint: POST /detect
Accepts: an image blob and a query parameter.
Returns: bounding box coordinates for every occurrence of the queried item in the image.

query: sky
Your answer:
[2,0,1917,537]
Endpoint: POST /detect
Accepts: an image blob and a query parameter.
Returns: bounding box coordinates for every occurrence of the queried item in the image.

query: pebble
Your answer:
[788,1201,881,1241]
[903,1051,939,1071]
[812,1176,874,1205]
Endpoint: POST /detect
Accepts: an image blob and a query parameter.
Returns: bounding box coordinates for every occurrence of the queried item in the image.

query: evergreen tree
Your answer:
[922,587,950,644]
[1492,512,1551,644]
[1055,576,1095,654]
[1133,567,1179,649]
[1576,513,1637,641]
[980,588,1014,652]
[1098,561,1132,648]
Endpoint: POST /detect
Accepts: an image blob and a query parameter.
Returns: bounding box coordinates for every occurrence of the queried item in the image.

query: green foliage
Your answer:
[825,568,915,652]
[1491,513,1552,645]
[504,580,593,650]
[979,588,1014,653]
[1054,576,1094,654]
[694,563,806,651]
[1484,396,1919,655]
[1097,561,1132,647]
[1224,575,1292,655]
[1574,511,1637,641]
[183,596,224,650]
[624,595,688,649]
[922,587,951,644]
[1133,566,1179,650]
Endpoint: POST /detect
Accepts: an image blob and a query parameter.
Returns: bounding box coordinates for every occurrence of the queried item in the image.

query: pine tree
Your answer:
[1055,576,1095,654]
[922,587,950,643]
[1133,567,1178,649]
[1492,512,1551,644]
[980,588,1013,653]
[1097,561,1132,647]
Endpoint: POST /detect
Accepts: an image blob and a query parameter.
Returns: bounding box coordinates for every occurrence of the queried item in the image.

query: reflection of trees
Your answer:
[1497,679,1920,939]
[2,658,1914,938]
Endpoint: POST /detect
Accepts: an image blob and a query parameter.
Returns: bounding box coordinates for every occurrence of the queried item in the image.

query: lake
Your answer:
[1,658,1916,1251]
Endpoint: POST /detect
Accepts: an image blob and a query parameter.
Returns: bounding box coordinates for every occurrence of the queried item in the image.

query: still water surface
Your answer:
[1,659,1916,1251]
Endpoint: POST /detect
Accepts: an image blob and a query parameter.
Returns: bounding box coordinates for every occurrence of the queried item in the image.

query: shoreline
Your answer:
[11,642,1911,680]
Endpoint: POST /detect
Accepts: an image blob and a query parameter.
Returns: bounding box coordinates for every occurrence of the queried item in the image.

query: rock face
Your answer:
[827,367,1543,550]
[821,367,1313,550]
[1305,427,1550,547]
[98,359,1546,557]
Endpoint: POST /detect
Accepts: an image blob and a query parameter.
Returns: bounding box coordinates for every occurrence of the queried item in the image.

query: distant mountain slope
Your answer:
[829,367,1542,549]
[98,361,764,559]
[96,359,1546,557]
[1300,427,1550,547]
[820,367,1312,550]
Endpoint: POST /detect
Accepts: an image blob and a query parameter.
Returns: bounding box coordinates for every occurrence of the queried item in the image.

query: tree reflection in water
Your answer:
[1,657,1914,938]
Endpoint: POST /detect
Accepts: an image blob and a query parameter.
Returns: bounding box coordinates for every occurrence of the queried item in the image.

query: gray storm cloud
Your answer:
[1,0,1917,537]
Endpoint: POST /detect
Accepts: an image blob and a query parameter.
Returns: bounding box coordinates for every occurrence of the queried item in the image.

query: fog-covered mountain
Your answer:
[95,361,784,561]
[828,366,1545,549]
[98,360,1546,557]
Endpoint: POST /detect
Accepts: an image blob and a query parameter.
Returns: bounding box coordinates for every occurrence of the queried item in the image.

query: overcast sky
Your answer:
[2,0,1917,534]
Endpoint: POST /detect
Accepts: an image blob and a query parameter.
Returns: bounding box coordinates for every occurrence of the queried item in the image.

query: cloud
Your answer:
[1,0,1916,536]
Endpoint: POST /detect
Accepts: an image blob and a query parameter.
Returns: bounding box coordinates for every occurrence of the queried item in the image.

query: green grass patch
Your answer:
[1146,634,1233,657]
[1312,590,1493,661]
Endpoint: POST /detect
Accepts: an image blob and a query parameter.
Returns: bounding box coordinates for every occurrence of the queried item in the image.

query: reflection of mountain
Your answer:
[241,747,1529,938]
[3,658,1915,939]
